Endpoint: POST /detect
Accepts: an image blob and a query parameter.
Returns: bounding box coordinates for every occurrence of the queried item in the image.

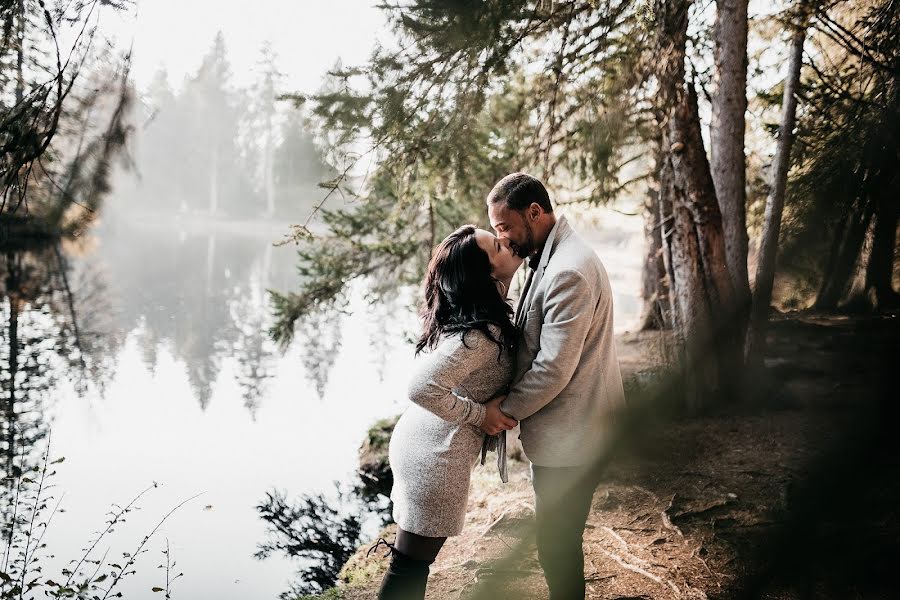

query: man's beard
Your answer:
[515,221,536,258]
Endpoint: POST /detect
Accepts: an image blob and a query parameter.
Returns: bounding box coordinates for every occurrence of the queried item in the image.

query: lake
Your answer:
[0,208,641,598]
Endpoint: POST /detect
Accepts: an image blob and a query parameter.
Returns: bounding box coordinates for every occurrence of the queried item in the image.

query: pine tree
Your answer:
[271,1,650,346]
[0,1,132,232]
[777,0,899,311]
[181,31,244,217]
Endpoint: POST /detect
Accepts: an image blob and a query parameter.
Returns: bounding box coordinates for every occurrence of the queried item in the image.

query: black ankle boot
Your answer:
[376,546,433,600]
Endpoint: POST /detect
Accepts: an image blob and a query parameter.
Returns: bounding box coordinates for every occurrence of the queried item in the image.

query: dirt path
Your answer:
[333,313,898,599]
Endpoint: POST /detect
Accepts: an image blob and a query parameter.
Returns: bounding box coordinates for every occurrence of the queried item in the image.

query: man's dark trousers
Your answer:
[532,463,603,600]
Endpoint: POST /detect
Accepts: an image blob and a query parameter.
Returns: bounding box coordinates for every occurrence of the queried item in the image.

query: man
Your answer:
[487,172,625,599]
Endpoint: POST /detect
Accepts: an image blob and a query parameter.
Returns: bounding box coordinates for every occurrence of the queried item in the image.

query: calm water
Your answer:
[0,209,641,598]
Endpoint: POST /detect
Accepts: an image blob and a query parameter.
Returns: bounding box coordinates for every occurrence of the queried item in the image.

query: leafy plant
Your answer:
[0,434,197,599]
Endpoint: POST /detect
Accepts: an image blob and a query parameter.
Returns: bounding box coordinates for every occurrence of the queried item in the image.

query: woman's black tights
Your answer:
[376,529,446,600]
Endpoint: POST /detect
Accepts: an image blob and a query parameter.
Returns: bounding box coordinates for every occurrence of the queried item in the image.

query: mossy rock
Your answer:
[338,524,397,587]
[358,415,400,498]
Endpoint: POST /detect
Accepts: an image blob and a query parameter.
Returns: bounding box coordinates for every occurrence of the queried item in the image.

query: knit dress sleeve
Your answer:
[407,328,500,427]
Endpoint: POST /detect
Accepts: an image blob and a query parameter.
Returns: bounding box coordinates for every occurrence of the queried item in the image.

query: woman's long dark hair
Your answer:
[416,225,517,358]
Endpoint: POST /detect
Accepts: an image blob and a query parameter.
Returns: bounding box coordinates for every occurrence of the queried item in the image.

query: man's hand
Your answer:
[479,396,518,435]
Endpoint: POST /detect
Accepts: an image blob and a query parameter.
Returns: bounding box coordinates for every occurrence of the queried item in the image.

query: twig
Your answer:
[65,483,158,587]
[1,431,28,578]
[690,544,719,584]
[17,431,53,599]
[101,492,203,600]
[474,566,542,578]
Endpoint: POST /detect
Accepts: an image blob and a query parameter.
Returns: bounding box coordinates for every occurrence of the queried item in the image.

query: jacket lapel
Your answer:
[514,269,534,329]
[514,215,569,327]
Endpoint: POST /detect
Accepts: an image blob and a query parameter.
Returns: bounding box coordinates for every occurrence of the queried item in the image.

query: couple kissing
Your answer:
[379,172,625,600]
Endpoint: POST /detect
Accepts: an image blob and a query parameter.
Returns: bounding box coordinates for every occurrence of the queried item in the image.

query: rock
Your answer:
[358,415,400,499]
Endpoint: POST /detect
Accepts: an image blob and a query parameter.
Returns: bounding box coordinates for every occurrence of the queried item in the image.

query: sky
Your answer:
[98,0,390,93]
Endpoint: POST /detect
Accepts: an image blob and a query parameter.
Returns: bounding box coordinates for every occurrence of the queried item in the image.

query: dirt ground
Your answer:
[334,312,899,599]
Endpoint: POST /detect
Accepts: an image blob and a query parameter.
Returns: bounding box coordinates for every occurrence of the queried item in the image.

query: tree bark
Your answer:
[658,163,679,335]
[843,211,877,309]
[711,0,751,322]
[638,189,670,330]
[863,177,900,309]
[654,0,738,408]
[814,196,874,309]
[15,0,25,106]
[748,24,805,355]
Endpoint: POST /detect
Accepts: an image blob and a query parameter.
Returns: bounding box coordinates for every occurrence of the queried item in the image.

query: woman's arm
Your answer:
[407,329,498,428]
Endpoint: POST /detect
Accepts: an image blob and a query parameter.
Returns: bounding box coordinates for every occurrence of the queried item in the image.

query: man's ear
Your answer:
[528,202,541,220]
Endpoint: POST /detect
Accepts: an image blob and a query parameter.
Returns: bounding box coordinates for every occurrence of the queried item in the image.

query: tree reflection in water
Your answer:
[94,219,350,410]
[256,476,392,598]
[0,242,122,543]
[295,305,345,400]
[1,231,403,596]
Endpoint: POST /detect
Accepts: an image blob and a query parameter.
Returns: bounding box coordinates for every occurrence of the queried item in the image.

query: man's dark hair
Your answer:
[487,172,553,213]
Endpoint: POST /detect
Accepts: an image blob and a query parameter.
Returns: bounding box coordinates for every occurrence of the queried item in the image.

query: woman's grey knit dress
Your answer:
[389,326,514,537]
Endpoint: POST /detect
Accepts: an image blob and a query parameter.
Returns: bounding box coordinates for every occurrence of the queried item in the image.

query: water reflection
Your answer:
[0,243,123,544]
[295,307,345,399]
[0,245,119,460]
[2,218,352,422]
[256,476,391,598]
[93,217,347,409]
[0,221,389,598]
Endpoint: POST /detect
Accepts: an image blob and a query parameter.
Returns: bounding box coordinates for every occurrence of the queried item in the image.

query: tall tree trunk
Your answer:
[15,0,24,106]
[863,176,900,309]
[654,0,737,409]
[748,23,805,356]
[265,111,275,217]
[843,211,877,309]
[814,196,874,309]
[209,144,219,215]
[711,0,751,325]
[658,163,680,335]
[638,189,669,330]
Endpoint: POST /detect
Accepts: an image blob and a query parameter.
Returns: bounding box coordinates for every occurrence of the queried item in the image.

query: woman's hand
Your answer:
[479,396,518,435]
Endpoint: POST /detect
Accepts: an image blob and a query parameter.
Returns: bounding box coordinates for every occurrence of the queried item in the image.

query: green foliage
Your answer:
[0,1,132,234]
[272,0,652,340]
[358,415,400,499]
[363,416,400,454]
[0,434,192,600]
[777,0,899,289]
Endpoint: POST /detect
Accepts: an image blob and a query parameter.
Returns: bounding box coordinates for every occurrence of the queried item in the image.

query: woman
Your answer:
[377,225,523,599]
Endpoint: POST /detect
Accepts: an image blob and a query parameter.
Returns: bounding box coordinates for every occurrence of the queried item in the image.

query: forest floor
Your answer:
[328,311,898,600]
